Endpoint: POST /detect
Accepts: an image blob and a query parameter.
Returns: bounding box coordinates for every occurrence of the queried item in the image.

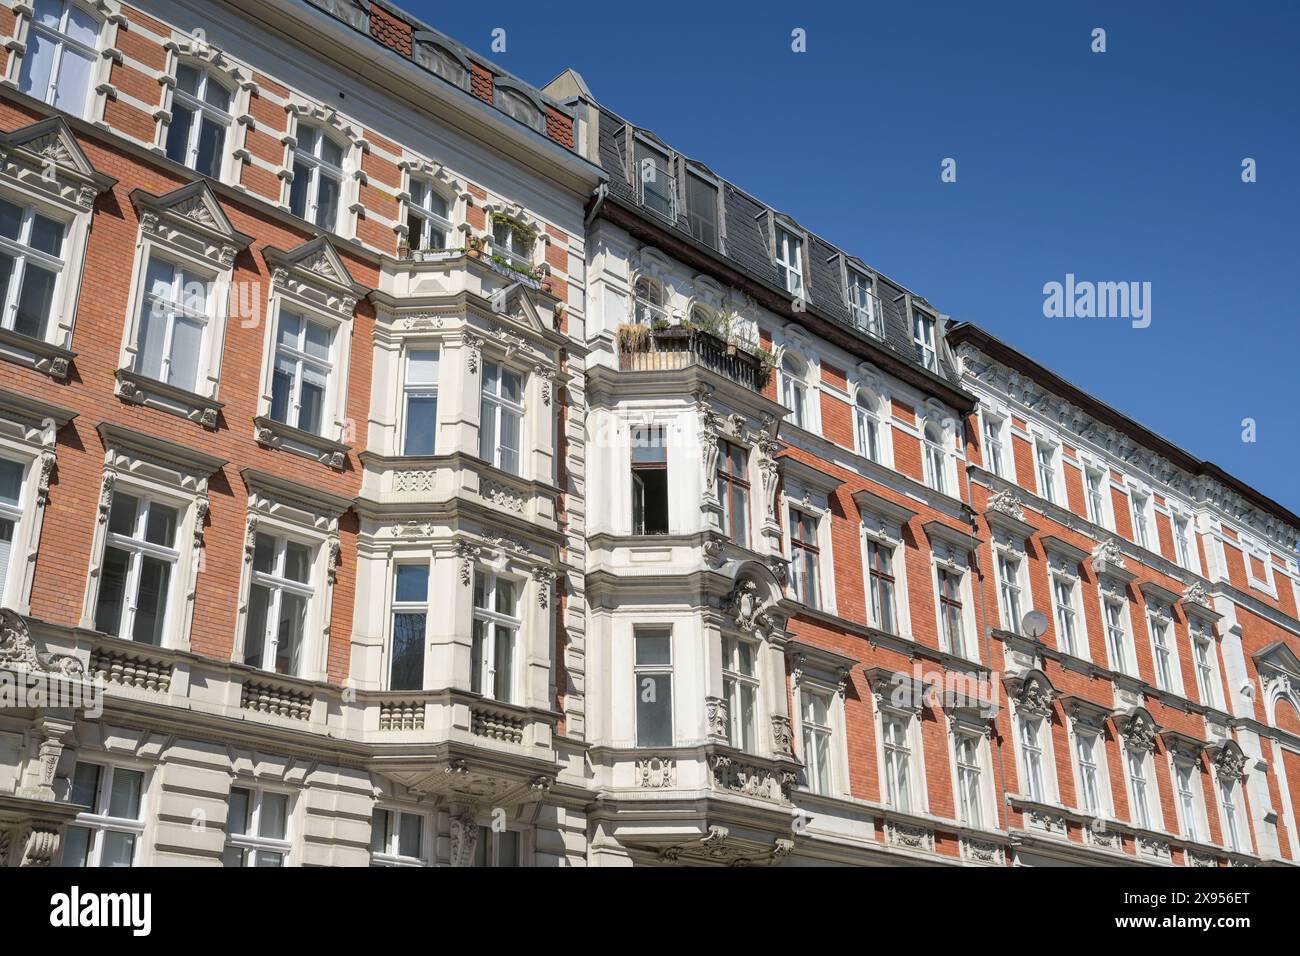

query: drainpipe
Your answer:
[584,183,608,230]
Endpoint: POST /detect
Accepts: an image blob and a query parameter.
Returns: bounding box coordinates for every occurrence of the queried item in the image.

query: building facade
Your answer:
[0,0,1296,867]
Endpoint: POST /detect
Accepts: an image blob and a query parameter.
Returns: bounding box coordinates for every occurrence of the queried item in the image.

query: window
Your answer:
[1104,596,1129,674]
[406,179,452,253]
[912,311,937,371]
[938,567,966,657]
[133,256,210,393]
[775,226,803,297]
[0,458,27,606]
[1148,607,1175,691]
[1085,467,1108,527]
[997,553,1023,634]
[982,415,1006,478]
[0,195,66,342]
[270,310,333,436]
[223,786,290,867]
[1075,731,1102,815]
[1052,576,1080,657]
[93,492,179,646]
[289,124,344,231]
[855,392,881,463]
[789,507,821,609]
[1192,621,1219,707]
[480,361,523,475]
[722,635,758,752]
[867,540,898,634]
[491,218,534,271]
[717,441,749,548]
[471,571,518,703]
[781,354,807,429]
[881,713,914,812]
[473,828,520,867]
[847,269,881,336]
[1220,780,1242,852]
[685,171,718,247]
[63,762,145,867]
[631,425,668,535]
[401,349,439,456]
[370,808,425,866]
[1035,443,1058,504]
[923,422,947,494]
[18,0,101,120]
[634,139,674,221]
[244,532,314,676]
[634,628,673,747]
[165,65,231,179]
[954,733,983,825]
[1130,491,1151,550]
[1173,514,1196,570]
[1174,761,1200,841]
[1127,748,1152,829]
[1019,717,1046,800]
[630,276,664,326]
[800,689,833,796]
[389,564,427,691]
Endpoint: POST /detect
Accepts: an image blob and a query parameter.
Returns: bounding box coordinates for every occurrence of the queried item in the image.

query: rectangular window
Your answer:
[134,256,210,393]
[223,786,290,867]
[982,416,1005,478]
[998,553,1023,634]
[1104,597,1128,674]
[402,349,439,456]
[775,227,803,297]
[1076,731,1101,814]
[717,441,750,548]
[801,689,833,796]
[1149,609,1174,691]
[1175,762,1200,841]
[955,733,982,825]
[243,532,314,676]
[471,571,519,703]
[1130,491,1151,550]
[1220,780,1242,852]
[855,395,881,462]
[0,195,66,341]
[1052,576,1079,657]
[911,311,937,371]
[867,540,897,634]
[938,567,966,657]
[847,269,882,337]
[406,179,451,253]
[1174,515,1195,570]
[1036,444,1057,504]
[1192,622,1218,707]
[1020,718,1045,801]
[634,140,675,221]
[370,808,425,866]
[1085,468,1107,527]
[490,219,534,270]
[270,310,333,436]
[63,762,145,867]
[165,65,231,179]
[789,508,821,609]
[0,457,27,606]
[634,628,673,748]
[289,125,343,231]
[685,171,718,247]
[480,361,523,475]
[882,713,913,812]
[472,828,520,867]
[722,635,758,752]
[18,0,101,120]
[781,357,807,429]
[1127,749,1151,829]
[93,491,179,646]
[389,564,428,691]
[924,425,947,494]
[631,425,668,535]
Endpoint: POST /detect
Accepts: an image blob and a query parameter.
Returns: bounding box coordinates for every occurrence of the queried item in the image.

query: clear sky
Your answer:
[400,0,1300,517]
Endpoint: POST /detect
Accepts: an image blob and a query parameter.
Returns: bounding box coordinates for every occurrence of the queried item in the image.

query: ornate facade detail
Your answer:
[393,469,436,493]
[377,700,424,731]
[481,479,525,513]
[728,579,776,635]
[755,433,780,529]
[193,495,210,549]
[325,534,341,584]
[960,837,1004,865]
[636,756,676,788]
[1027,809,1068,835]
[532,566,556,609]
[658,826,791,866]
[987,488,1025,520]
[1182,582,1213,610]
[1213,743,1247,784]
[770,714,794,757]
[1187,851,1218,867]
[471,704,525,744]
[707,754,795,803]
[448,811,479,867]
[1091,538,1127,571]
[1124,711,1158,753]
[243,515,259,562]
[885,821,935,852]
[89,646,172,693]
[97,471,116,522]
[454,540,480,586]
[240,680,312,721]
[705,695,728,738]
[19,826,59,867]
[464,332,482,373]
[1015,674,1055,718]
[0,609,83,675]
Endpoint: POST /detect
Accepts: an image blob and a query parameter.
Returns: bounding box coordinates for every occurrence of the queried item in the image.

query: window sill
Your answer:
[116,368,223,430]
[0,326,76,381]
[253,415,351,471]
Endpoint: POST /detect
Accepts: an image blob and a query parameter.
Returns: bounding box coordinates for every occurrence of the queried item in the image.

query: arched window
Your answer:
[924,421,947,493]
[406,179,452,254]
[781,353,808,429]
[289,124,345,232]
[632,276,665,325]
[855,389,881,463]
[18,0,102,120]
[165,65,233,179]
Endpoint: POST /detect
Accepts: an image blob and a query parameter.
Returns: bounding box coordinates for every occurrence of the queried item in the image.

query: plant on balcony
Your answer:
[616,322,650,352]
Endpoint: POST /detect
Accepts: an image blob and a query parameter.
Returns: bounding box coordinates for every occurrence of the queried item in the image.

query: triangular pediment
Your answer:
[2,116,98,178]
[133,181,242,241]
[267,236,359,291]
[1254,641,1300,679]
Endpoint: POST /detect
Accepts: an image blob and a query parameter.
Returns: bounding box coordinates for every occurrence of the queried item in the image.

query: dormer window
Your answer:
[494,85,544,134]
[413,34,469,90]
[18,0,102,120]
[165,65,233,179]
[775,226,804,297]
[685,169,718,247]
[847,268,882,337]
[290,124,344,232]
[634,139,674,221]
[912,310,937,371]
[406,179,452,253]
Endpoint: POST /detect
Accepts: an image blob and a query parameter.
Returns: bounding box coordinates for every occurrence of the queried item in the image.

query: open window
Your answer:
[631,424,668,535]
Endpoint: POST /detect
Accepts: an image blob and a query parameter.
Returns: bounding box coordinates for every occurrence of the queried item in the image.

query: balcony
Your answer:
[617,325,771,392]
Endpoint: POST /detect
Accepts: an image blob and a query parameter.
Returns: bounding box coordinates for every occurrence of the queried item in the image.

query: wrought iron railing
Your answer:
[618,326,770,392]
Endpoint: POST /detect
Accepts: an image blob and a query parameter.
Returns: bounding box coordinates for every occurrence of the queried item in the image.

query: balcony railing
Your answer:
[618,326,770,392]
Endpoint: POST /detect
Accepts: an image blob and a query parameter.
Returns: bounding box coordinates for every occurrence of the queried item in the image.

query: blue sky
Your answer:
[403,0,1299,515]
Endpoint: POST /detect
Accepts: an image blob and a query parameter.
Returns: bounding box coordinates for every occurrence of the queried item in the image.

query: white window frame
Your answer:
[490,215,536,273]
[996,548,1026,635]
[1129,487,1154,552]
[386,560,429,691]
[223,784,293,867]
[1172,510,1199,573]
[911,310,937,371]
[1146,603,1183,695]
[164,63,235,180]
[16,0,104,121]
[288,121,346,232]
[0,194,68,343]
[1050,571,1085,660]
[1100,587,1137,678]
[127,253,216,394]
[1070,724,1113,819]
[1242,535,1276,596]
[370,806,430,867]
[1190,619,1222,709]
[399,345,439,457]
[0,449,37,612]
[1123,744,1160,831]
[91,488,183,646]
[1215,774,1247,854]
[950,725,993,828]
[862,521,910,638]
[877,707,926,814]
[1016,714,1053,802]
[242,529,318,677]
[62,759,148,867]
[923,420,949,495]
[774,226,804,298]
[1034,439,1061,505]
[722,633,761,753]
[471,568,521,704]
[480,358,526,476]
[935,562,974,660]
[633,626,674,748]
[845,266,882,337]
[780,351,809,431]
[786,503,823,610]
[1083,463,1111,530]
[1171,756,1206,843]
[855,390,883,463]
[405,176,454,254]
[473,826,525,867]
[796,682,837,797]
[981,410,1009,480]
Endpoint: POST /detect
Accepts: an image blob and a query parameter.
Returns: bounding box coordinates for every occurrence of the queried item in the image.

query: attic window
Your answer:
[494,86,545,134]
[306,0,370,32]
[633,139,675,222]
[413,36,469,90]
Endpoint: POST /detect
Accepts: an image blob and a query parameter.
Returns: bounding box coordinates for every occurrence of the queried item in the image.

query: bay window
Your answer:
[270,310,333,437]
[0,196,66,342]
[244,532,314,676]
[165,65,232,179]
[634,628,673,747]
[471,570,518,703]
[480,360,523,475]
[93,492,179,646]
[63,761,146,867]
[18,0,101,120]
[223,786,290,867]
[289,124,344,231]
[133,256,210,393]
[401,349,439,456]
[631,425,668,535]
[370,808,426,866]
[717,441,749,547]
[722,635,759,752]
[389,563,428,691]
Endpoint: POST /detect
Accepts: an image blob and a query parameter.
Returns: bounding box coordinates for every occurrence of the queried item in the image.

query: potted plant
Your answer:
[616,322,650,352]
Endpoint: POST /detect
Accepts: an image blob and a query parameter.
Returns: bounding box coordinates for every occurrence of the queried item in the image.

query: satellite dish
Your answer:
[1022,610,1049,639]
